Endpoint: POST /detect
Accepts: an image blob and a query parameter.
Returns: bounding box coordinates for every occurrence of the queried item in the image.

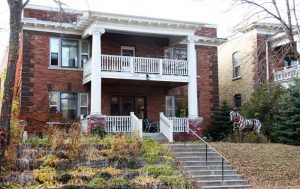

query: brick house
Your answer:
[218,22,300,108]
[19,5,224,141]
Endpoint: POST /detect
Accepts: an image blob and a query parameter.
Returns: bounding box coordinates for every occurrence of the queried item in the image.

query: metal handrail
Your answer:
[189,128,229,181]
[188,128,229,162]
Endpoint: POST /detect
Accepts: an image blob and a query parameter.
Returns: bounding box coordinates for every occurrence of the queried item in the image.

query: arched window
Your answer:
[232,51,241,78]
[234,94,242,108]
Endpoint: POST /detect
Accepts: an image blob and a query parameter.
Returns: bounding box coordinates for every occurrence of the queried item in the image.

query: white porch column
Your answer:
[90,26,105,115]
[187,35,198,118]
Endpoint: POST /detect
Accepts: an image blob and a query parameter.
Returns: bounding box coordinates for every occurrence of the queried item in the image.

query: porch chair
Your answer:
[143,119,159,133]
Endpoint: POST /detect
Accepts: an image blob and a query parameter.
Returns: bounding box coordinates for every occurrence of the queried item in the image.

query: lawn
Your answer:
[211,142,300,189]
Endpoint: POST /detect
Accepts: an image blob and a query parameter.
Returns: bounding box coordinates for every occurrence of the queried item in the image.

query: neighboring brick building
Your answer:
[17,5,225,140]
[219,22,300,108]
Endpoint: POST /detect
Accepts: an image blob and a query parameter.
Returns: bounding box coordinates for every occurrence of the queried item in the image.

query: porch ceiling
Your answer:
[102,78,188,88]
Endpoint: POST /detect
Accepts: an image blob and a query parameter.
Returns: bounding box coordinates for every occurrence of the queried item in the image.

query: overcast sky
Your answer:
[0,0,267,58]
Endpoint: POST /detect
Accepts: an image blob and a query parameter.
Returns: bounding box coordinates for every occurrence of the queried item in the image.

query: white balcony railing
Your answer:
[274,65,300,82]
[83,55,189,83]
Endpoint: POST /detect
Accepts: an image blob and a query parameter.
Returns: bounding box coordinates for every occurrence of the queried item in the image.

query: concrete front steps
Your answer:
[166,144,252,189]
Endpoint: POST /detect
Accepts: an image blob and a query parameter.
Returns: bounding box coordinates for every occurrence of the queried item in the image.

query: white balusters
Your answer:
[105,116,131,132]
[101,55,130,72]
[163,59,188,76]
[168,117,189,133]
[133,57,160,74]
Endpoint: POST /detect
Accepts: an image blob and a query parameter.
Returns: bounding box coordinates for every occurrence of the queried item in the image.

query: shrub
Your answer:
[157,175,192,189]
[208,101,233,141]
[143,164,177,178]
[141,138,166,164]
[133,175,158,187]
[39,154,60,167]
[88,176,106,188]
[272,79,300,145]
[32,166,56,183]
[70,166,97,180]
[57,172,72,183]
[28,137,49,148]
[241,84,285,140]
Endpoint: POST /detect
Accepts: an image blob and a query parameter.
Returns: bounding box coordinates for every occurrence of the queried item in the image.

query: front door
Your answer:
[111,96,147,119]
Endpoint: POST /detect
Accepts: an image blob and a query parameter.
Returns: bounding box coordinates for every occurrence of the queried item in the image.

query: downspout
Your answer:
[265,39,270,83]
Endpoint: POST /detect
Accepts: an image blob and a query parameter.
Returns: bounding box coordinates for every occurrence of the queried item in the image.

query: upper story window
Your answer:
[283,57,298,68]
[164,47,187,60]
[232,51,241,78]
[121,46,135,56]
[50,38,89,68]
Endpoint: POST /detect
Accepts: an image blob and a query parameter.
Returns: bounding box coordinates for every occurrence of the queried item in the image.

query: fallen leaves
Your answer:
[211,142,300,189]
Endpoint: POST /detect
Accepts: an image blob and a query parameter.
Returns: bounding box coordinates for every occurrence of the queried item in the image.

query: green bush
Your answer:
[143,164,177,178]
[141,138,166,164]
[28,137,49,148]
[208,101,232,141]
[241,84,285,140]
[157,175,192,189]
[88,176,106,188]
[272,79,300,145]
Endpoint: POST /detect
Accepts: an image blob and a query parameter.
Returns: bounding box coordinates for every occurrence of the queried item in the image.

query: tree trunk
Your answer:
[0,0,23,159]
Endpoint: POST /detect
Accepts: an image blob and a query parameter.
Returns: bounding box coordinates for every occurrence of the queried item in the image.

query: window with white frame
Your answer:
[165,96,188,117]
[49,91,59,113]
[49,91,88,119]
[79,93,88,118]
[232,51,241,78]
[121,46,135,56]
[164,47,187,60]
[50,38,89,68]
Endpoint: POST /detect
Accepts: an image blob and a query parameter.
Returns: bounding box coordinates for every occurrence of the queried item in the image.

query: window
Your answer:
[61,40,78,68]
[81,41,89,67]
[50,38,88,68]
[79,93,88,118]
[49,91,59,113]
[50,38,59,66]
[232,52,241,78]
[121,46,135,56]
[164,48,187,60]
[165,96,188,117]
[234,94,242,108]
[49,91,88,119]
[283,57,298,68]
[61,93,78,119]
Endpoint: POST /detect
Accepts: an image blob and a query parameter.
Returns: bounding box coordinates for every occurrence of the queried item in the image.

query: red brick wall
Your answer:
[101,33,169,58]
[168,46,219,126]
[21,30,88,114]
[21,31,218,127]
[102,84,166,122]
[195,27,217,38]
[23,8,79,23]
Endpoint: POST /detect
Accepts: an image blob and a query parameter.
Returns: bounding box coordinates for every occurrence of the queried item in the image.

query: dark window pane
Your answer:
[60,93,78,119]
[234,94,242,108]
[175,97,188,117]
[111,97,119,115]
[51,52,58,66]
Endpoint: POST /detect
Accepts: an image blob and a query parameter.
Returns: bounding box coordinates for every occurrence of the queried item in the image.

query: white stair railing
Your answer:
[130,112,143,138]
[159,112,173,142]
[168,117,189,133]
[105,116,131,132]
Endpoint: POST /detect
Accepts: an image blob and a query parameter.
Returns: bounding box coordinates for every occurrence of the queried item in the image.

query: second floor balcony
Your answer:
[83,54,189,84]
[274,64,300,83]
